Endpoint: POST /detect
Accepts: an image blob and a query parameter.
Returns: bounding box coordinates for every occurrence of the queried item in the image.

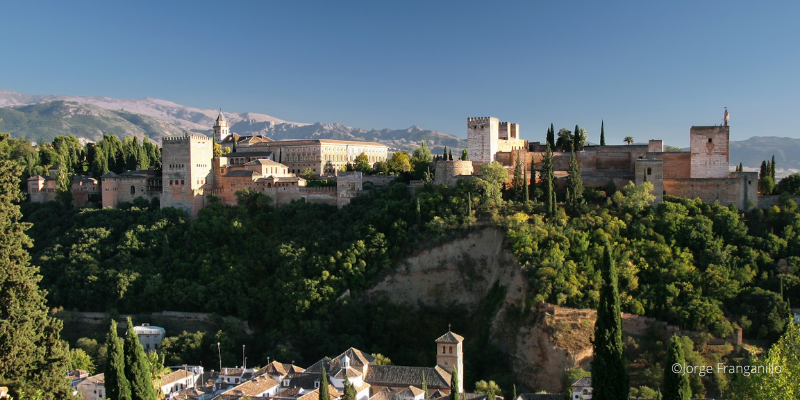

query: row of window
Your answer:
[169,180,185,185]
[168,164,185,170]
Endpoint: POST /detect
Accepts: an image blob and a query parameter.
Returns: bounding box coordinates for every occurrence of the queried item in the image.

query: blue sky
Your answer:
[2,1,799,146]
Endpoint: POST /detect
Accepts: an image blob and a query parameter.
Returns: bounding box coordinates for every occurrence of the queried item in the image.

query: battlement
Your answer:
[162,134,212,144]
[690,125,730,133]
[467,117,493,123]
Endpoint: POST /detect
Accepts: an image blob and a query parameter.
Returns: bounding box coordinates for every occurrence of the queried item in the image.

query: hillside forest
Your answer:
[5,133,800,398]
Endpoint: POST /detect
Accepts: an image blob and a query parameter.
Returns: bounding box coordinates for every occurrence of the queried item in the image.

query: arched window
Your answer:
[442,346,446,354]
[130,186,135,195]
[449,346,453,354]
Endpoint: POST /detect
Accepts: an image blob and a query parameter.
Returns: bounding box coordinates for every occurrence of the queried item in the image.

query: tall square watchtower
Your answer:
[467,117,499,163]
[690,126,729,178]
[161,134,214,217]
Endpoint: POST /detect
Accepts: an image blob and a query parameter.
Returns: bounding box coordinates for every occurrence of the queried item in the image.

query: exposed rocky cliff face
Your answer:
[367,227,595,393]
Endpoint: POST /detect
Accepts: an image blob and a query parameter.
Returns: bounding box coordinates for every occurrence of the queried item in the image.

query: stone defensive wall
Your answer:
[434,160,474,186]
[757,195,800,209]
[498,144,651,173]
[269,186,339,207]
[543,305,742,345]
[663,174,755,209]
[55,310,253,335]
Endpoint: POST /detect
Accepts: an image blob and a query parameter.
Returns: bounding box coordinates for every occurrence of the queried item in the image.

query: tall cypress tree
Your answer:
[105,320,132,400]
[600,120,606,146]
[523,163,530,203]
[566,151,583,208]
[422,371,429,398]
[320,366,330,400]
[512,153,524,201]
[662,336,691,400]
[591,245,629,400]
[760,160,768,179]
[0,134,71,400]
[124,317,156,400]
[343,379,355,400]
[450,367,460,400]
[546,124,555,148]
[573,124,581,151]
[771,155,777,180]
[542,143,555,217]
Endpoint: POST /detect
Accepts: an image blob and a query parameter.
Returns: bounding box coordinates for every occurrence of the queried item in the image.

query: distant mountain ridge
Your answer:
[729,136,800,177]
[0,90,466,152]
[1,90,797,171]
[0,100,186,143]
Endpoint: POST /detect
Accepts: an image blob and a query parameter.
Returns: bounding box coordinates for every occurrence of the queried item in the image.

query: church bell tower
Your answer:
[214,110,230,142]
[436,329,464,394]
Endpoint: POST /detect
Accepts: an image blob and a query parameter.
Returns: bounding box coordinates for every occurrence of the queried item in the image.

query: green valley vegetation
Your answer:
[0,134,71,400]
[728,317,800,398]
[8,132,800,397]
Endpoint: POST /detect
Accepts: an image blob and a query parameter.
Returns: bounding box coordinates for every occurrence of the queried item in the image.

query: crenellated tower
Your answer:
[467,117,499,164]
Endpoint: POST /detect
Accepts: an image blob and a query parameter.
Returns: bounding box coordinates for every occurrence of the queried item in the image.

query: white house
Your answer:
[77,373,106,400]
[160,370,199,399]
[132,323,166,352]
[222,375,280,398]
[397,386,425,400]
[570,377,592,400]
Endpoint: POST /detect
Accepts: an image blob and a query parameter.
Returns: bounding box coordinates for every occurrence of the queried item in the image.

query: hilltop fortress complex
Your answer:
[28,112,759,215]
[440,116,758,209]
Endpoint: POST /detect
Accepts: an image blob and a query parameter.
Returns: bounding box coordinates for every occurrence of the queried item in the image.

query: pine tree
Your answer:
[662,336,691,400]
[450,366,460,400]
[422,371,429,398]
[542,143,555,217]
[566,151,583,208]
[591,245,629,399]
[600,120,606,146]
[320,366,330,400]
[105,320,132,400]
[124,317,156,400]
[0,134,71,400]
